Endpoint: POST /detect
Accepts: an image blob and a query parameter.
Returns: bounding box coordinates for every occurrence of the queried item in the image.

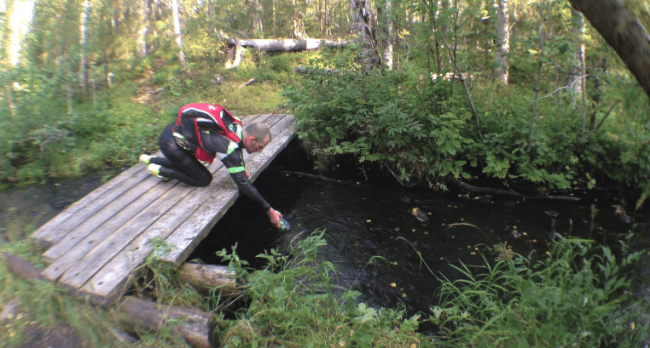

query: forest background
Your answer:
[2,0,650,347]
[1,0,649,207]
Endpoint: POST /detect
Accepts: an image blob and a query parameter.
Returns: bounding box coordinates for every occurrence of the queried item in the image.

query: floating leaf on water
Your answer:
[440,257,444,260]
[424,231,429,235]
[471,252,476,255]
[441,223,446,227]
[392,262,398,265]
[402,293,407,298]
[523,232,527,236]
[412,228,416,232]
[391,283,397,288]
[395,227,400,231]
[366,219,371,223]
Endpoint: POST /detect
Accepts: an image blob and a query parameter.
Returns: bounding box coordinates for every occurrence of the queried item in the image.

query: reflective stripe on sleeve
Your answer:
[228,166,245,174]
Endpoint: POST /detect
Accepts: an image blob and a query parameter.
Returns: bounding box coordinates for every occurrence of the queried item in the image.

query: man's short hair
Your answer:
[244,122,272,144]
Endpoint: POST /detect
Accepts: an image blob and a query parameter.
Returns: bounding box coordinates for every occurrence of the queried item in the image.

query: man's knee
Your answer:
[196,172,212,187]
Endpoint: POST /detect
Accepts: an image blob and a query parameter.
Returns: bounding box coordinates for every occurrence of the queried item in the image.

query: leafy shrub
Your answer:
[216,230,428,347]
[430,236,647,347]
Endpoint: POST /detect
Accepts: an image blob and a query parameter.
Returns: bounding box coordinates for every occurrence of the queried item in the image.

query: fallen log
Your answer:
[179,263,240,295]
[226,38,351,52]
[448,178,581,201]
[117,296,215,348]
[3,253,44,281]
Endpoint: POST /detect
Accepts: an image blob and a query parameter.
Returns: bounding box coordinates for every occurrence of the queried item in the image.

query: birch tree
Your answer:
[378,0,393,69]
[79,0,91,97]
[172,0,186,68]
[494,0,509,85]
[571,9,586,132]
[351,0,380,70]
[137,0,151,58]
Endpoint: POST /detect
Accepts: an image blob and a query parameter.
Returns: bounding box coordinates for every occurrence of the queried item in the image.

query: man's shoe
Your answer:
[148,163,162,177]
[139,154,152,165]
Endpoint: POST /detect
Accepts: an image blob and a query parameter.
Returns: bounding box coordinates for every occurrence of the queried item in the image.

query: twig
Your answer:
[450,177,581,201]
[590,101,620,134]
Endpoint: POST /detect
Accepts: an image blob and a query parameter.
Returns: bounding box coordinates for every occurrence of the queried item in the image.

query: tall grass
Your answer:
[430,236,650,348]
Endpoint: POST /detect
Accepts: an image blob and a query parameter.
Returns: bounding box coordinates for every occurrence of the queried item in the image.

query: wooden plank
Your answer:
[41,179,179,283]
[41,114,275,277]
[30,165,148,248]
[78,114,289,306]
[30,113,268,248]
[162,115,296,265]
[38,167,153,253]
[40,175,161,264]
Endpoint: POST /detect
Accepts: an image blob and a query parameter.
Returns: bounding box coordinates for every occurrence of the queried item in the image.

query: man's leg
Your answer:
[145,125,212,187]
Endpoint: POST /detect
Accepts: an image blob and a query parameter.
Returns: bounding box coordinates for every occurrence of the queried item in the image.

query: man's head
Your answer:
[242,122,272,154]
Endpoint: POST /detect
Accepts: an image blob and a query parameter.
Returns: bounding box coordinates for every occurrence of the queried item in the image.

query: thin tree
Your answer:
[80,0,91,97]
[138,0,151,58]
[529,1,546,152]
[172,0,186,68]
[351,0,380,70]
[378,0,393,69]
[494,0,509,86]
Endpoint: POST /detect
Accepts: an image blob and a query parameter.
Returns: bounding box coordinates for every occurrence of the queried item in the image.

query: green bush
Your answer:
[216,230,429,347]
[430,236,647,347]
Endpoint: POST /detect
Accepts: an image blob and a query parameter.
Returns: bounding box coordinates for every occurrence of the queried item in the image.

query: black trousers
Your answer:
[151,124,212,187]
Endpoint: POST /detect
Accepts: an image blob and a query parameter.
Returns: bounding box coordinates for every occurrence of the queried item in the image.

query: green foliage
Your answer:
[216,230,428,347]
[284,58,474,183]
[430,237,647,348]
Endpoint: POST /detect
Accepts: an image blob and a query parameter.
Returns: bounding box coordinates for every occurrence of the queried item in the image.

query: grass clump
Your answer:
[430,236,650,348]
[215,229,430,348]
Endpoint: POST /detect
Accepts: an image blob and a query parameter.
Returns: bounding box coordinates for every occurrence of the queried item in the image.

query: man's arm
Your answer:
[229,171,272,211]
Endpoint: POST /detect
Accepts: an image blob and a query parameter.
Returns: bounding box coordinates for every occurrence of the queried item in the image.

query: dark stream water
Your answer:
[190,141,650,318]
[2,142,649,323]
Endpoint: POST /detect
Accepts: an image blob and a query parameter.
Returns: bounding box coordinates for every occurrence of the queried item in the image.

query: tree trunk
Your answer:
[378,0,393,69]
[178,263,240,295]
[138,0,151,58]
[207,0,214,37]
[569,0,650,101]
[79,0,91,97]
[494,0,509,86]
[351,0,380,70]
[172,0,186,68]
[226,38,350,52]
[250,0,263,35]
[117,297,214,348]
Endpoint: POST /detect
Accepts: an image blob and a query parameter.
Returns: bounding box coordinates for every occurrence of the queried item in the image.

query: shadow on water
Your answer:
[190,139,650,322]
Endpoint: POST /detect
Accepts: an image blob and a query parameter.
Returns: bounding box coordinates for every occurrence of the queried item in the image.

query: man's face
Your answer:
[244,135,270,154]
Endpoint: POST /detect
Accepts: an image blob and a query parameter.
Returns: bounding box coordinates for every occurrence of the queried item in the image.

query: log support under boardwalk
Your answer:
[179,263,241,296]
[117,296,216,348]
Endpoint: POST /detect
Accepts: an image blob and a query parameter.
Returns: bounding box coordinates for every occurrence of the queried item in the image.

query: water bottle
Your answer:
[279,217,292,231]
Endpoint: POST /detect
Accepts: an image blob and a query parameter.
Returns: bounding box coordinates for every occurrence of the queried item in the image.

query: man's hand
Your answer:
[268,208,290,230]
[245,170,251,179]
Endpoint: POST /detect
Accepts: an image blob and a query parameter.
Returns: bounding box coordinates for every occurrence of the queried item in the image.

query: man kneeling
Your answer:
[140,103,289,231]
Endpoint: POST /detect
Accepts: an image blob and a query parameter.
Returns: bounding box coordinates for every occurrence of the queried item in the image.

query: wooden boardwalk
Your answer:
[30,114,296,307]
